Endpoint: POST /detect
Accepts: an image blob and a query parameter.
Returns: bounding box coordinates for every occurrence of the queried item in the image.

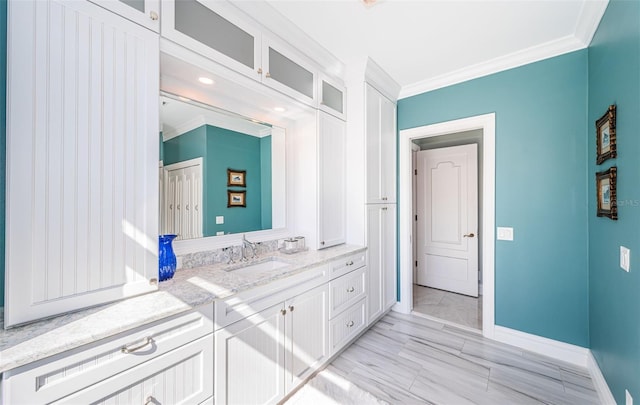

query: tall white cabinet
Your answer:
[365,82,398,320]
[4,0,159,326]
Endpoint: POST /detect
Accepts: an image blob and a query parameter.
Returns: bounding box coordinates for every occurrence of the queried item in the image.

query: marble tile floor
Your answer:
[413,284,482,331]
[286,311,600,405]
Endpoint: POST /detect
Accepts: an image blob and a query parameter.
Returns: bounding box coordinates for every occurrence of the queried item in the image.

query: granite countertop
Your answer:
[0,244,366,374]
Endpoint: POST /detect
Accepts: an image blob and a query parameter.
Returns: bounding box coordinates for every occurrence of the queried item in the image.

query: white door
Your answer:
[163,158,203,240]
[416,144,478,297]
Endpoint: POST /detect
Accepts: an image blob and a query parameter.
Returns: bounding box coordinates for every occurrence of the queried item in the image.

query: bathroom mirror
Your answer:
[159,92,286,240]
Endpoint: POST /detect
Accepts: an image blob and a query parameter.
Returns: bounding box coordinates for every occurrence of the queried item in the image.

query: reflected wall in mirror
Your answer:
[159,93,285,240]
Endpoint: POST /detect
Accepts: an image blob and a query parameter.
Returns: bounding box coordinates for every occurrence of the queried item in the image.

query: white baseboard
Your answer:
[587,351,616,405]
[493,326,590,367]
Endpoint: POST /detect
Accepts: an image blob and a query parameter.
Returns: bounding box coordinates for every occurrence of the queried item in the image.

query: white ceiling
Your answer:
[263,0,608,98]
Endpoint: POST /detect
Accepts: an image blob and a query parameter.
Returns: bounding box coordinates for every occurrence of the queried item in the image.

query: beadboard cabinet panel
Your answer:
[5,0,159,327]
[367,204,397,321]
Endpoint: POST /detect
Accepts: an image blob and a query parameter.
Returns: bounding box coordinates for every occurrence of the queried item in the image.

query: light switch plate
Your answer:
[497,227,514,241]
[620,246,630,272]
[216,216,224,225]
[216,231,224,236]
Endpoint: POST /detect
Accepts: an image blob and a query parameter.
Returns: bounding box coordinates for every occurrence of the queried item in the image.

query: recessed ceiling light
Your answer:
[198,77,214,85]
[274,107,286,112]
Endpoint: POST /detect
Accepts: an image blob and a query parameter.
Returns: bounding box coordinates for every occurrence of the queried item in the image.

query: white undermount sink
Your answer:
[225,257,291,275]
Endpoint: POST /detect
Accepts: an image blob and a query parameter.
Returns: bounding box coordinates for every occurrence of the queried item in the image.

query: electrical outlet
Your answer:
[626,389,633,405]
[620,246,630,272]
[497,227,514,241]
[216,216,224,225]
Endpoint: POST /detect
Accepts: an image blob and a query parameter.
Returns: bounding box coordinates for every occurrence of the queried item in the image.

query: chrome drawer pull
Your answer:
[144,396,156,405]
[121,336,153,354]
[346,286,355,293]
[346,320,355,328]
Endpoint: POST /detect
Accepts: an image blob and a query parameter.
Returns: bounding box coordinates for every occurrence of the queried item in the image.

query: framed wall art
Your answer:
[227,169,246,187]
[596,166,617,220]
[227,190,246,207]
[596,104,616,165]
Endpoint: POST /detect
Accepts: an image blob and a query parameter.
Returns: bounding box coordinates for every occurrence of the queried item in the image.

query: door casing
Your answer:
[397,113,496,339]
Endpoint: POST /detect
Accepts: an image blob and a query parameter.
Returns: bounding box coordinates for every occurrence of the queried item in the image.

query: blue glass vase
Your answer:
[158,234,178,281]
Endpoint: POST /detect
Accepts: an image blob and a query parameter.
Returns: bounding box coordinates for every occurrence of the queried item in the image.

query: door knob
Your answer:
[463,233,475,238]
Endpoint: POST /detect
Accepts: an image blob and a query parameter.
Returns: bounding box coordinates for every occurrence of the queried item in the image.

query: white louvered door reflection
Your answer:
[163,158,203,240]
[5,0,159,326]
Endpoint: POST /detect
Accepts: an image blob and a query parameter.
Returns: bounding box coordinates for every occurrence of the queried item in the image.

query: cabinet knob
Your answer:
[347,260,354,266]
[186,204,189,211]
[288,305,295,312]
[257,68,263,75]
[321,241,325,246]
[265,72,271,78]
[382,207,388,211]
[149,11,159,21]
[346,320,355,328]
[382,197,388,201]
[346,286,355,293]
[281,309,287,316]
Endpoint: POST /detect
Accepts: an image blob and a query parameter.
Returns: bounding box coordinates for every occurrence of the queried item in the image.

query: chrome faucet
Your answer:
[241,234,257,261]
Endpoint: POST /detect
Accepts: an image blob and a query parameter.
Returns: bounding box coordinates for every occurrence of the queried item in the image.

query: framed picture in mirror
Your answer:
[228,190,246,207]
[596,166,617,220]
[228,169,246,187]
[596,104,616,165]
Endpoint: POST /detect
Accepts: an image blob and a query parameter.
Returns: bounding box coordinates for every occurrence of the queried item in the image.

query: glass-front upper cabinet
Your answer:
[318,74,346,120]
[262,37,317,106]
[161,0,262,80]
[89,0,160,32]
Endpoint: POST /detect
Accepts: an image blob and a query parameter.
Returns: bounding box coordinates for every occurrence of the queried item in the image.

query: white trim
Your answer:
[365,58,401,102]
[587,351,616,405]
[397,113,496,340]
[399,0,608,99]
[493,326,589,367]
[574,0,610,47]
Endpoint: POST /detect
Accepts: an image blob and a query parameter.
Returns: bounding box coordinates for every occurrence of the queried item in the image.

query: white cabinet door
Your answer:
[318,74,346,120]
[365,83,397,204]
[161,0,262,80]
[366,204,397,321]
[54,335,213,405]
[5,0,159,327]
[262,37,317,107]
[89,0,160,32]
[285,284,329,392]
[318,111,346,249]
[215,303,287,405]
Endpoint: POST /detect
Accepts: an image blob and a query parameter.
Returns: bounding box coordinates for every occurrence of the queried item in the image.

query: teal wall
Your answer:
[163,125,271,237]
[588,1,640,402]
[398,50,590,346]
[0,0,6,307]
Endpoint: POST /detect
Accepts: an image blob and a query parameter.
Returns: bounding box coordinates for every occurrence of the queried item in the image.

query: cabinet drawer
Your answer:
[329,298,367,354]
[329,252,366,280]
[329,267,366,318]
[2,305,213,405]
[54,334,213,404]
[215,265,327,330]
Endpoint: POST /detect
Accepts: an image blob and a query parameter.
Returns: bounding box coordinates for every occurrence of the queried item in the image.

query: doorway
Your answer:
[397,113,496,339]
[413,138,481,330]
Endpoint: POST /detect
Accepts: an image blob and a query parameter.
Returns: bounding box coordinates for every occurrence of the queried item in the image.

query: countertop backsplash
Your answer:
[179,238,281,269]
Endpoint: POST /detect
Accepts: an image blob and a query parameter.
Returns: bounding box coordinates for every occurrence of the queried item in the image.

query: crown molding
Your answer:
[400,0,608,100]
[574,0,609,46]
[400,34,586,99]
[365,58,401,102]
[162,114,271,142]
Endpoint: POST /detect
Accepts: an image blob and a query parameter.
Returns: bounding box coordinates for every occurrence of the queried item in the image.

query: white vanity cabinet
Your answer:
[1,305,214,404]
[161,0,319,107]
[89,0,160,32]
[366,204,398,321]
[215,283,329,405]
[5,0,160,327]
[365,83,397,204]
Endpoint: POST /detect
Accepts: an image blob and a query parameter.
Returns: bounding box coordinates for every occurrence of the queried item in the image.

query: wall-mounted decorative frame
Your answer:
[227,169,246,187]
[227,190,246,207]
[596,166,617,220]
[596,104,616,165]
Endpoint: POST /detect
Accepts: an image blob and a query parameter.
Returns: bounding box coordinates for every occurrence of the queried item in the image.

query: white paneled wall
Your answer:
[5,0,159,326]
